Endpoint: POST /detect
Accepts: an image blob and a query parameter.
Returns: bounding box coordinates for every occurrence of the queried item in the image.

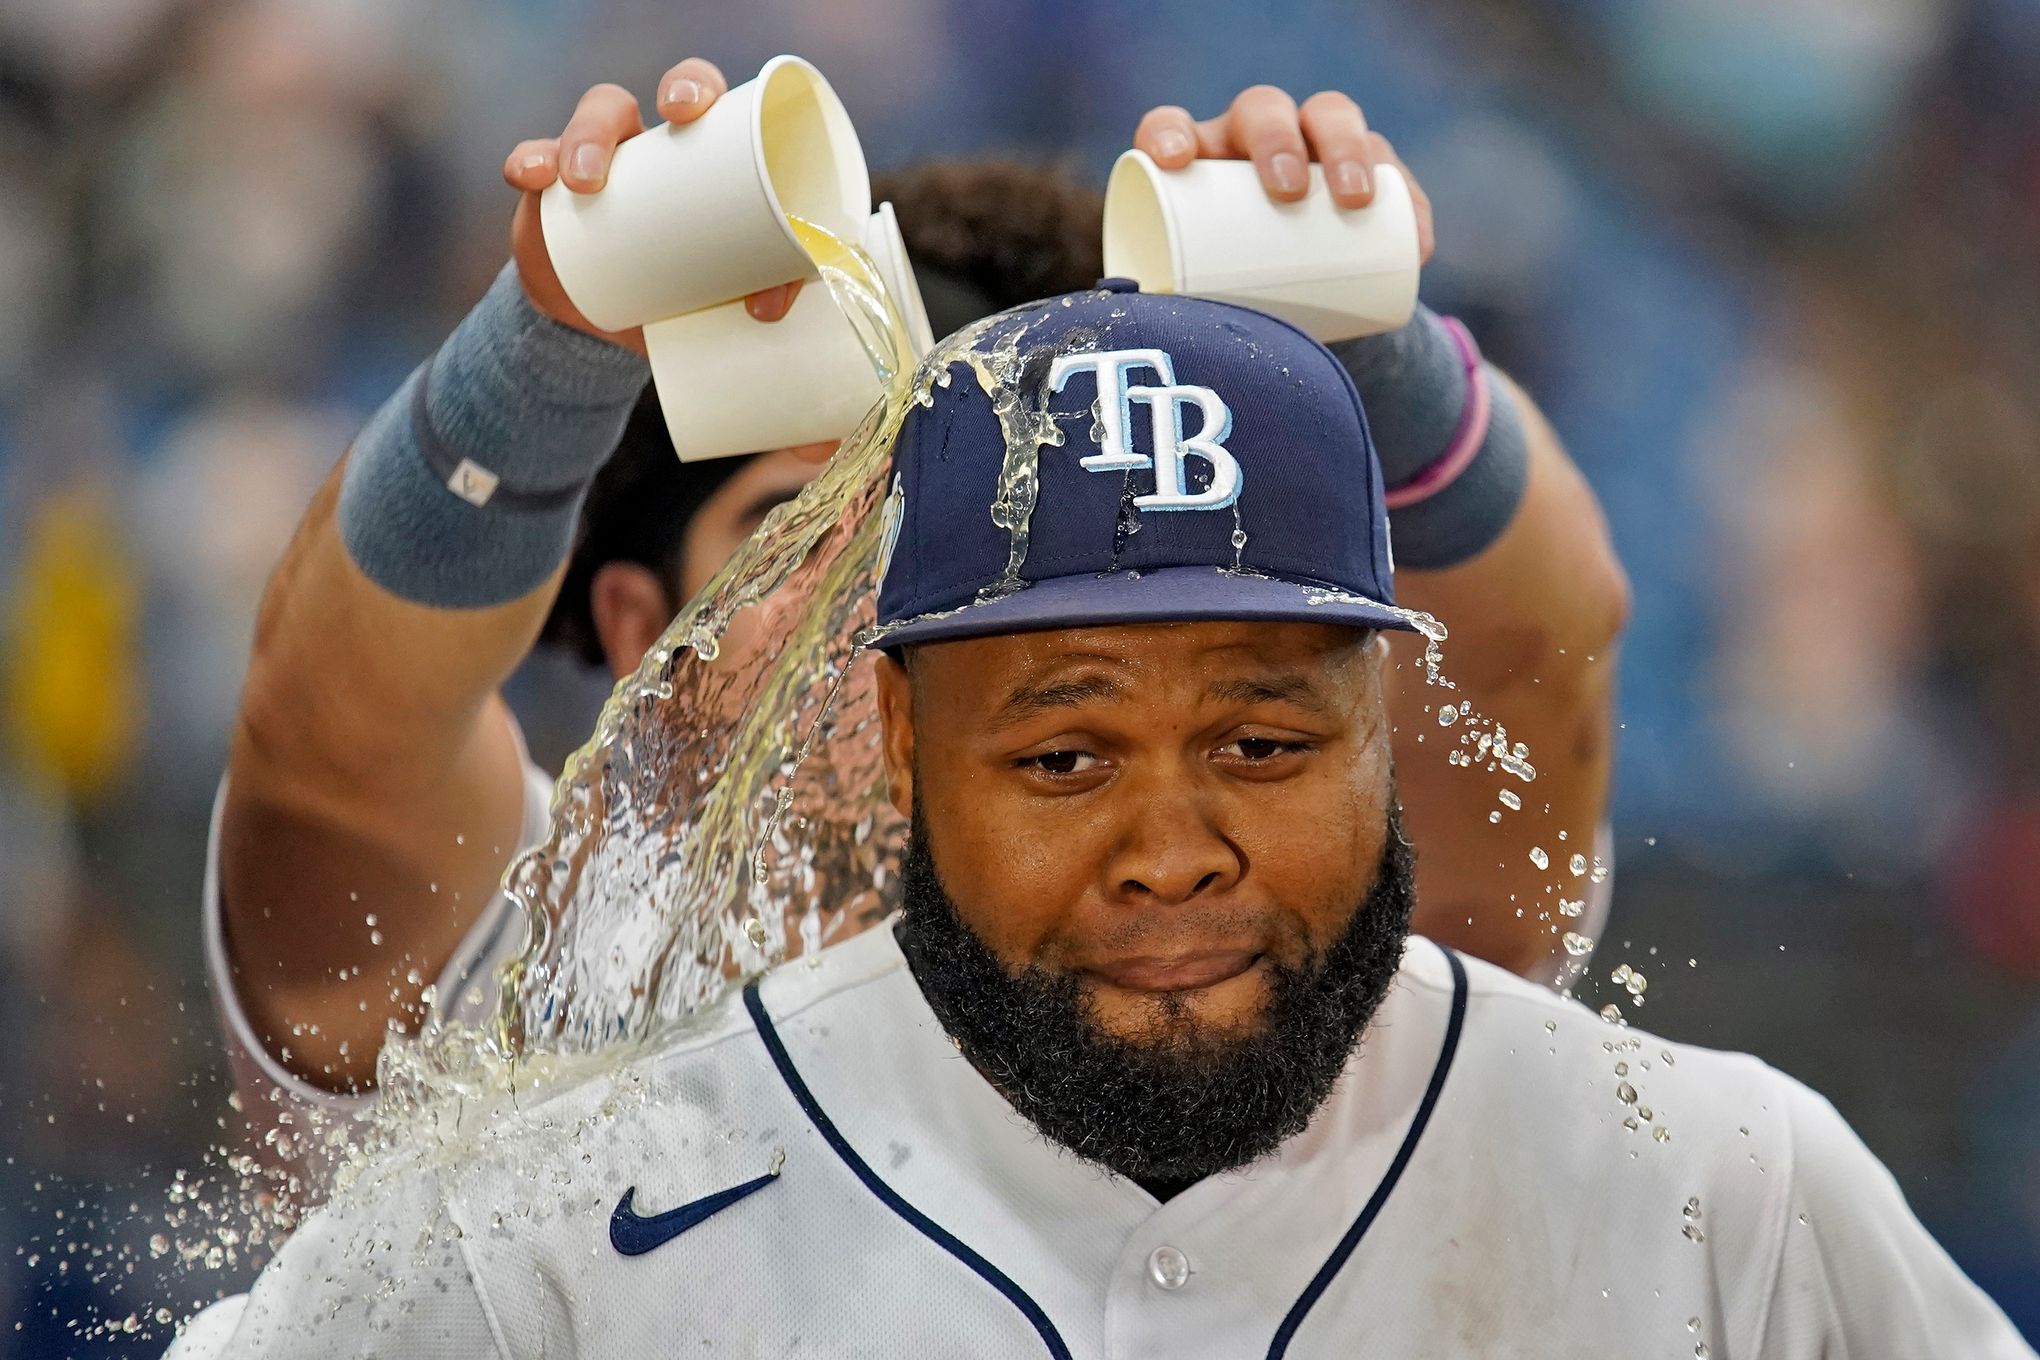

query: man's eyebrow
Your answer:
[739,487,801,524]
[988,674,1127,731]
[1206,674,1334,713]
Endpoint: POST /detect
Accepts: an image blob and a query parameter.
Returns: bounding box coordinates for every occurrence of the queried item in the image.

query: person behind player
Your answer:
[169,104,2032,1358]
[209,60,1625,1185]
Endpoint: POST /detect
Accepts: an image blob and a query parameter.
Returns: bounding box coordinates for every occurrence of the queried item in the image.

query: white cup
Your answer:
[643,202,935,462]
[1102,149,1421,343]
[540,55,870,334]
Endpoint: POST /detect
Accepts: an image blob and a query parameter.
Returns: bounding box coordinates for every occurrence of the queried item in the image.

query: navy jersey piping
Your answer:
[743,981,1074,1360]
[1267,943,1470,1358]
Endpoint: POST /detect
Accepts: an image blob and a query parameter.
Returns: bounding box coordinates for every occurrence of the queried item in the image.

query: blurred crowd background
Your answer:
[2,0,2038,1350]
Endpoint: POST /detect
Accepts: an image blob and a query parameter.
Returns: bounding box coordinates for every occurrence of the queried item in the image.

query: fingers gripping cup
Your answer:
[539,55,870,333]
[539,55,931,461]
[1102,149,1421,343]
[643,202,936,461]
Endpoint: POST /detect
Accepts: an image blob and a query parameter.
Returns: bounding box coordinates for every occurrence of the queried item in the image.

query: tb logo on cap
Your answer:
[1049,349,1240,511]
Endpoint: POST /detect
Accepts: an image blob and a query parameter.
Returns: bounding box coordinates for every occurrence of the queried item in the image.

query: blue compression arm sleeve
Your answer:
[338,262,649,608]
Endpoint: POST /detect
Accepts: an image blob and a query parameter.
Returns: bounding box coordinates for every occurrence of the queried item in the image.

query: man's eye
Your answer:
[1220,737,1307,761]
[1023,750,1099,776]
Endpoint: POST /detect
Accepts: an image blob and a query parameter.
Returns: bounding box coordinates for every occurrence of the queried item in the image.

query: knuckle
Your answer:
[575,82,633,118]
[1302,89,1359,116]
[1236,83,1297,113]
[1139,106,1192,136]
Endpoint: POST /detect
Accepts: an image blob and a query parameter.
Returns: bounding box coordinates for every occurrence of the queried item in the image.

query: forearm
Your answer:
[1388,374,1628,974]
[222,466,549,1087]
[220,266,644,1088]
[234,462,556,798]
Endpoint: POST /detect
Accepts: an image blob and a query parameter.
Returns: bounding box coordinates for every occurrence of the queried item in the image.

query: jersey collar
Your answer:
[749,922,1467,1353]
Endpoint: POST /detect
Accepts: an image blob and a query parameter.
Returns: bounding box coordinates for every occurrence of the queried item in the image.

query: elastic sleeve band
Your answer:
[1332,307,1529,570]
[1383,318,1490,510]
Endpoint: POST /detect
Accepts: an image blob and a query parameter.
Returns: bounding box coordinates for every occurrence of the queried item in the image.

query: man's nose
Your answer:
[1104,776,1243,908]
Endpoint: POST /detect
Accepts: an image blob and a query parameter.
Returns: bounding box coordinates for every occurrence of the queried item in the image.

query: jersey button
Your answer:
[1147,1245,1191,1291]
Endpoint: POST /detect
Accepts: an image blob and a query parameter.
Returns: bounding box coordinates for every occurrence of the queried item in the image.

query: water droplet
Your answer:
[1498,789,1521,811]
[1569,853,1588,876]
[743,916,770,949]
[1683,1224,1705,1243]
[1563,932,1594,956]
[1617,1081,1639,1104]
[1696,1345,1710,1358]
[1614,1061,1629,1076]
[1558,897,1585,917]
[1688,1317,1702,1333]
[1488,810,1502,823]
[368,930,384,946]
[148,1234,168,1258]
[1622,1115,1640,1131]
[1611,963,1633,985]
[1544,1019,1558,1033]
[1626,973,1649,995]
[1438,704,1459,726]
[1683,1197,1701,1219]
[1663,1051,1676,1066]
[1654,1127,1673,1144]
[1529,847,1550,870]
[1600,1003,1623,1023]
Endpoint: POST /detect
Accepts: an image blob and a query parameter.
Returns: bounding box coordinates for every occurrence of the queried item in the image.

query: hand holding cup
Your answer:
[1132,86,1434,260]
[500,58,805,355]
[1115,86,1433,341]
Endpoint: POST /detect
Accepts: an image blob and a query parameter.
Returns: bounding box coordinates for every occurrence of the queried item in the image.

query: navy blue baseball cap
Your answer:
[873,280,1413,647]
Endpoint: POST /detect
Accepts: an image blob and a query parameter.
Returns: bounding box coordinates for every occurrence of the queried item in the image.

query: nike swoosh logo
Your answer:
[609,1171,781,1257]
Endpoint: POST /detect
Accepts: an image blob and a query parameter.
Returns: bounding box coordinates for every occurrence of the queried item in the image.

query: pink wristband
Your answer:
[1382,316,1490,511]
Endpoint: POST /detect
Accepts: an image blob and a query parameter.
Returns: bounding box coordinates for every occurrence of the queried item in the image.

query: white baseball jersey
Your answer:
[169,921,2029,1359]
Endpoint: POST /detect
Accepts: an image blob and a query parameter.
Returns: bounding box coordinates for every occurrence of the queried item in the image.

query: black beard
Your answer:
[894,802,1417,1189]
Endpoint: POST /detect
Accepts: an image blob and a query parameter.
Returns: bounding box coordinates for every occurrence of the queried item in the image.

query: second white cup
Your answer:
[1102,149,1421,343]
[540,55,870,335]
[643,203,935,462]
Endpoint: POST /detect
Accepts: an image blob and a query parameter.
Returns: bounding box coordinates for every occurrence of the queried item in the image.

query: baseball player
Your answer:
[208,56,1624,1190]
[170,74,2032,1360]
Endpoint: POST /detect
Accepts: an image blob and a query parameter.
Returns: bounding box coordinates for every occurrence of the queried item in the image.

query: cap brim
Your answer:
[876,564,1419,649]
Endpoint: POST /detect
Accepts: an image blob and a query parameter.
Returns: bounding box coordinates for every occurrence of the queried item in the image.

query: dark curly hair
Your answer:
[537,158,1105,667]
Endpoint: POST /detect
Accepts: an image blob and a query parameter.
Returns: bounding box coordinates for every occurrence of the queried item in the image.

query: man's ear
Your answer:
[589,562,676,680]
[874,652,916,819]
